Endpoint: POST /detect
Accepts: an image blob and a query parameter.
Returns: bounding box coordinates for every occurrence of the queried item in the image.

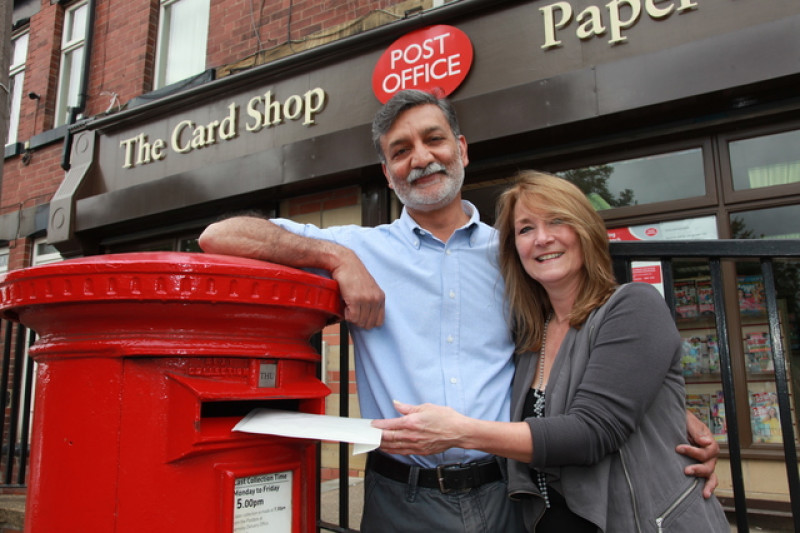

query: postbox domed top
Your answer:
[0,251,343,322]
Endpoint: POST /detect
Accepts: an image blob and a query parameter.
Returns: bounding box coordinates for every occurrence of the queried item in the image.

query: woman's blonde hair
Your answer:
[495,170,617,352]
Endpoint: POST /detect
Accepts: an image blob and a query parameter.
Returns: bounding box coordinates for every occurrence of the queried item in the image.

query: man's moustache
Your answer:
[407,163,447,184]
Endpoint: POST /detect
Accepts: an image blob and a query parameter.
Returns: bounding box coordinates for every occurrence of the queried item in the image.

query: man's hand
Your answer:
[330,249,385,330]
[678,411,720,498]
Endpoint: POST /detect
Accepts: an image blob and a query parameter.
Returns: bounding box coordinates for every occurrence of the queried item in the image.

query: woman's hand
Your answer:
[371,401,467,455]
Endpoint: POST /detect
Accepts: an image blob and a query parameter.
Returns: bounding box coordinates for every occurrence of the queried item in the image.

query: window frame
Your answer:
[0,247,9,273]
[54,1,89,128]
[153,0,211,90]
[33,238,65,266]
[718,120,800,206]
[6,31,29,146]
[550,136,719,225]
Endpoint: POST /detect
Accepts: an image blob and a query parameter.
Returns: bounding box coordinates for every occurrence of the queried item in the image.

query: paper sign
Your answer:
[233,471,292,533]
[233,409,382,455]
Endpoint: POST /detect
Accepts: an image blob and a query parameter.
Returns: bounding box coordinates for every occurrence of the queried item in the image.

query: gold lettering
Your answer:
[540,2,573,50]
[151,138,166,161]
[283,95,303,121]
[645,0,674,18]
[136,133,152,165]
[245,96,263,132]
[606,0,642,45]
[172,120,193,154]
[303,88,326,125]
[264,91,283,127]
[120,137,137,168]
[220,102,238,140]
[205,120,221,145]
[576,6,604,40]
[190,124,207,149]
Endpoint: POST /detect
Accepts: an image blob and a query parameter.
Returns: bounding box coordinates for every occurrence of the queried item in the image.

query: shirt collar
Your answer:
[399,200,481,249]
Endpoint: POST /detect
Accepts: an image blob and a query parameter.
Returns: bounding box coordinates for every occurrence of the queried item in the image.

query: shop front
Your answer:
[48,0,800,518]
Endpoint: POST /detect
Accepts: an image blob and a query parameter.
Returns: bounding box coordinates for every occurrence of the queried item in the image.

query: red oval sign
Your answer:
[372,25,473,103]
[645,227,659,237]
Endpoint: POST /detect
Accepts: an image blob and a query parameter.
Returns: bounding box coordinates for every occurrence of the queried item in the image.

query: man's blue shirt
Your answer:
[273,200,515,467]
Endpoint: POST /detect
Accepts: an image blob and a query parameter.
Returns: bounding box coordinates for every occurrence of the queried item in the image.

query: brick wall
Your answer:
[86,0,158,111]
[207,0,404,70]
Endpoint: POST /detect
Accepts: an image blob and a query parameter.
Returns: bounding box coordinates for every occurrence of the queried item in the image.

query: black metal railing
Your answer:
[0,321,35,489]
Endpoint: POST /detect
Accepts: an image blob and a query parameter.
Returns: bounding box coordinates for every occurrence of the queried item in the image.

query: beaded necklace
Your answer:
[533,313,552,508]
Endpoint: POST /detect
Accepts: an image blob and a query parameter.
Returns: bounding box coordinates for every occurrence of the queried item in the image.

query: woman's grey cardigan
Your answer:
[506,283,729,532]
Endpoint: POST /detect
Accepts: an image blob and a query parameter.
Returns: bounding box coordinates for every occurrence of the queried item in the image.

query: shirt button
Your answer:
[447,335,454,343]
[445,249,452,255]
[449,290,456,299]
[450,377,458,384]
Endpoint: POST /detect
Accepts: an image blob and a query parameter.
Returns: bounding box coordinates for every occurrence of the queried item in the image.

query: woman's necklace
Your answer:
[536,313,551,390]
[533,313,552,508]
[532,313,551,417]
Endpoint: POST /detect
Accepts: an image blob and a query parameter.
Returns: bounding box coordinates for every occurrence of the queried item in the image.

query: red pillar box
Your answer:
[0,252,342,533]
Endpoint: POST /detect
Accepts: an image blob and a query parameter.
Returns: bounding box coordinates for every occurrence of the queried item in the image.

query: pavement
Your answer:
[318,478,794,532]
[320,477,365,531]
[0,494,25,531]
[4,481,793,532]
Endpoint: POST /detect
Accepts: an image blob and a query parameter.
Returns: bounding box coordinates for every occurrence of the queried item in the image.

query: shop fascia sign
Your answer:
[539,0,698,49]
[118,88,327,169]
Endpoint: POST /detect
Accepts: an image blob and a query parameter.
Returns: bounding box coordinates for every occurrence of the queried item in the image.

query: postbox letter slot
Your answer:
[200,399,301,418]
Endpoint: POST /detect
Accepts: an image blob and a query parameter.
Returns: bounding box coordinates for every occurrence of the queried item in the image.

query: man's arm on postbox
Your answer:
[199,215,385,329]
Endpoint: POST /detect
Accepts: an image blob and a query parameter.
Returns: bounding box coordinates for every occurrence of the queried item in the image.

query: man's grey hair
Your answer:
[371,90,462,164]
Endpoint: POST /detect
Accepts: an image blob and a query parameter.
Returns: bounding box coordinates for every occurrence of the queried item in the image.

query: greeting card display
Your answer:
[738,275,766,315]
[750,391,781,444]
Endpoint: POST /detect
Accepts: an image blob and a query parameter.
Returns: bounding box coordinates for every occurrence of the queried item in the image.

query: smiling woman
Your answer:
[512,197,585,303]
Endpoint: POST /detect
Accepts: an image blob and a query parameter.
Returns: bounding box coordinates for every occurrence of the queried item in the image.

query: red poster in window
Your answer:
[372,25,473,103]
[632,264,663,284]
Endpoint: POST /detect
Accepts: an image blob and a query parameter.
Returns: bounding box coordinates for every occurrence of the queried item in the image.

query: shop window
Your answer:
[730,128,800,191]
[558,147,706,210]
[179,237,201,252]
[6,32,29,146]
[154,0,210,89]
[670,259,800,449]
[103,234,202,254]
[730,206,800,446]
[0,248,9,273]
[731,204,800,240]
[671,261,728,443]
[732,261,799,447]
[54,1,88,127]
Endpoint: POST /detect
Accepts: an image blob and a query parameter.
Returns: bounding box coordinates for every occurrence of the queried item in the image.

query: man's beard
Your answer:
[390,154,465,212]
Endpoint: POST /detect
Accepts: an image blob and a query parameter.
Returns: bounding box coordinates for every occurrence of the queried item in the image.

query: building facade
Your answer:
[3,0,800,523]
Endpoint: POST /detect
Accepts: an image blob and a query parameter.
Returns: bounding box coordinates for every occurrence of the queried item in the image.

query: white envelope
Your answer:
[233,408,383,455]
